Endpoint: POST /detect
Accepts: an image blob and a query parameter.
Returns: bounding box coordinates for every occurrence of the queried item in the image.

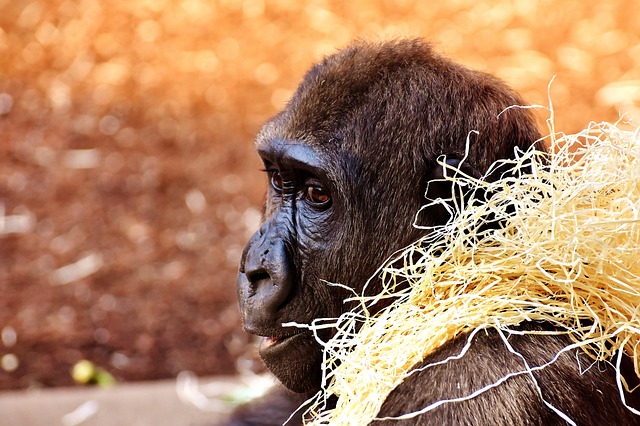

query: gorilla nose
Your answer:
[238,237,294,324]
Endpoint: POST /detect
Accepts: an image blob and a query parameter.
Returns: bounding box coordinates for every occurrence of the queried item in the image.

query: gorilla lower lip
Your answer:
[261,336,280,349]
[259,333,301,353]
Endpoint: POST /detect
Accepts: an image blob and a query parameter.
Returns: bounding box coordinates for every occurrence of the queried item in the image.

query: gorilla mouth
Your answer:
[259,332,305,354]
[260,336,281,349]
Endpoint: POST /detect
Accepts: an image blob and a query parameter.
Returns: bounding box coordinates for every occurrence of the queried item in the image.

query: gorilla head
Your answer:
[236,39,541,394]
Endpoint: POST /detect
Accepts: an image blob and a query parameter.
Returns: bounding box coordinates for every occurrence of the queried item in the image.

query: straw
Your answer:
[297,119,640,425]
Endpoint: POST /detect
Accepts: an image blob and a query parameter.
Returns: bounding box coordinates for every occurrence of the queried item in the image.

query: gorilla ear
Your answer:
[434,158,483,181]
[417,157,484,228]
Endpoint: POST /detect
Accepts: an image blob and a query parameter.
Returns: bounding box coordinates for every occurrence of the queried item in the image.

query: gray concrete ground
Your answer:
[0,374,275,426]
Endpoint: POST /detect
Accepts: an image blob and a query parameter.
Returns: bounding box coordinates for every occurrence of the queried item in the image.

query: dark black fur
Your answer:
[228,39,640,425]
[378,323,640,425]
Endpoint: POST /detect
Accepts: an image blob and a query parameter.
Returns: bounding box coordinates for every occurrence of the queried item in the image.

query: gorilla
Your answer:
[228,39,640,425]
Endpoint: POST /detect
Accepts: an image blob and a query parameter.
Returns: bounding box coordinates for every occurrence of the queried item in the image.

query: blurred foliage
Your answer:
[0,0,638,390]
[71,359,116,387]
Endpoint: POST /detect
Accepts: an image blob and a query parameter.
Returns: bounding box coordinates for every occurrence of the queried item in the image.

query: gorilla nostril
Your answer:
[247,269,271,287]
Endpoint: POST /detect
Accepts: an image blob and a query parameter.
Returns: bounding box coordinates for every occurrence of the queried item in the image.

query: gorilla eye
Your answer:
[306,185,331,206]
[270,171,284,192]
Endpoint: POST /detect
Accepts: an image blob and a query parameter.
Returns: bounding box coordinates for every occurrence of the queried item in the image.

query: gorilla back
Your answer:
[230,39,640,425]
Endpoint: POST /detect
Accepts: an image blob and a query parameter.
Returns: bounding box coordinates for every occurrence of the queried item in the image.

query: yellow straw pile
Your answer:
[301,121,640,425]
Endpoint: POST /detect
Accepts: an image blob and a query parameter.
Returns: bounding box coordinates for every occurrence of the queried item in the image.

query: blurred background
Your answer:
[1,0,639,391]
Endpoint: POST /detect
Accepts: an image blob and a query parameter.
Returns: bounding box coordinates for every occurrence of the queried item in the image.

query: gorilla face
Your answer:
[236,39,541,394]
[237,133,424,392]
[237,138,342,392]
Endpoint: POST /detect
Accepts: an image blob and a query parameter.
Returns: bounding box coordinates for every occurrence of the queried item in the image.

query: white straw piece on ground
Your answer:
[52,252,104,286]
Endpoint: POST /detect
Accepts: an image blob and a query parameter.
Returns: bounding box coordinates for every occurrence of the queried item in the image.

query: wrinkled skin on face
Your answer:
[236,39,542,394]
